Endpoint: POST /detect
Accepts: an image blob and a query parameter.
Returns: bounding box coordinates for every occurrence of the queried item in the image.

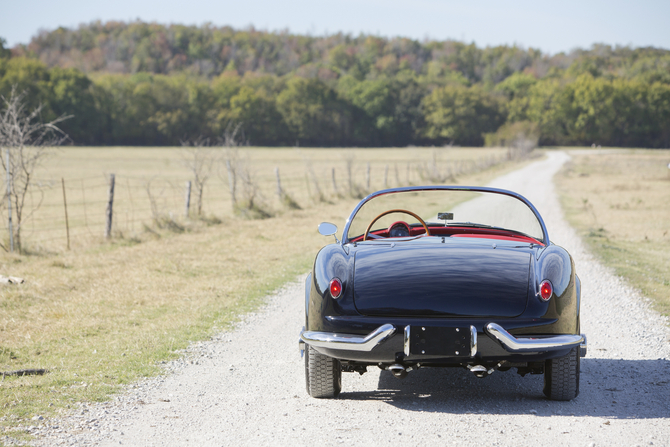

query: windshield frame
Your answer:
[341,185,550,245]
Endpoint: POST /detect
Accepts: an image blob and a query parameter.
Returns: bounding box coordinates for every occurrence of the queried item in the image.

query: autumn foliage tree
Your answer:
[1,22,669,148]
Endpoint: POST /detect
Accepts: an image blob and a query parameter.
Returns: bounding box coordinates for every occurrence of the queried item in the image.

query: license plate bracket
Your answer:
[405,326,472,357]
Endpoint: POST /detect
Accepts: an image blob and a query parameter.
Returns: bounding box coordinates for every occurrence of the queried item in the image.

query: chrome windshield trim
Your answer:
[301,324,396,352]
[485,322,584,352]
[341,186,549,246]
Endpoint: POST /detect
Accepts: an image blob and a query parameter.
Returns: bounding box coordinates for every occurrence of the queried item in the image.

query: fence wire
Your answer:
[0,149,516,253]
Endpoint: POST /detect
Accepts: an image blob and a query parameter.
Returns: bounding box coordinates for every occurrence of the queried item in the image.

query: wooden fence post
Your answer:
[275,167,283,198]
[384,165,389,189]
[185,180,192,218]
[105,174,115,239]
[125,178,133,232]
[305,173,312,200]
[226,160,237,207]
[331,167,338,195]
[5,149,13,252]
[61,178,70,250]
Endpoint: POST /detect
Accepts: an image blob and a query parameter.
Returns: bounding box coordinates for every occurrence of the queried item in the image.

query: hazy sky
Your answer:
[2,0,669,54]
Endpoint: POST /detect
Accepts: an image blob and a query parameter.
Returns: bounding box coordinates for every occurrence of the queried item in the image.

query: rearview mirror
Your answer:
[318,222,338,237]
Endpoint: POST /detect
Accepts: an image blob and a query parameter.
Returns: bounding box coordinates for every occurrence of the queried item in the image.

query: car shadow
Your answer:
[340,358,670,419]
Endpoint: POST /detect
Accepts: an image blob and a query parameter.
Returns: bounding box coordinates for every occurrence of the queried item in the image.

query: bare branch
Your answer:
[218,122,245,148]
[180,136,214,216]
[0,85,71,252]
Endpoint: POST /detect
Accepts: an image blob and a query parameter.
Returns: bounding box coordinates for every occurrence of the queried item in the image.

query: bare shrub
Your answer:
[344,152,355,196]
[222,152,272,219]
[236,160,272,219]
[275,167,301,210]
[220,122,245,148]
[145,179,184,233]
[221,148,239,206]
[219,125,272,219]
[342,152,366,198]
[302,157,326,203]
[180,136,214,217]
[0,86,71,252]
[417,150,456,184]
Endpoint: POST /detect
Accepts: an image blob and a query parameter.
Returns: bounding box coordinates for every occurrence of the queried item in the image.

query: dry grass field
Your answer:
[0,146,526,439]
[556,149,670,318]
[1,146,510,253]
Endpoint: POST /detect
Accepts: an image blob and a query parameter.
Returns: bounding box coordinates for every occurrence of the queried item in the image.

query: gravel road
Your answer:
[31,151,670,447]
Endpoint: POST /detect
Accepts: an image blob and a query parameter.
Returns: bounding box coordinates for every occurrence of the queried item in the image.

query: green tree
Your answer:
[495,72,537,122]
[208,71,242,135]
[647,82,670,147]
[44,67,101,144]
[337,76,392,144]
[0,37,11,59]
[228,86,289,145]
[276,77,355,146]
[525,79,576,145]
[422,85,505,146]
[0,58,51,111]
[328,44,355,72]
[337,72,425,146]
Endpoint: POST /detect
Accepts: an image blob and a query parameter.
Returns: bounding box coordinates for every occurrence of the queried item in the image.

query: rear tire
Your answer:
[543,347,580,401]
[305,345,341,398]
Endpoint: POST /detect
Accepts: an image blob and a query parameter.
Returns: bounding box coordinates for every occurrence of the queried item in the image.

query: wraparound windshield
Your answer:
[345,188,546,244]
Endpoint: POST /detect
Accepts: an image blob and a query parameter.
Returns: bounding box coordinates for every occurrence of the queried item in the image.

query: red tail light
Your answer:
[329,278,343,298]
[539,280,553,301]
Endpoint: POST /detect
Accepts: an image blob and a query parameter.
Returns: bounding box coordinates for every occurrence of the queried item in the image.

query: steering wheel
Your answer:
[363,209,431,241]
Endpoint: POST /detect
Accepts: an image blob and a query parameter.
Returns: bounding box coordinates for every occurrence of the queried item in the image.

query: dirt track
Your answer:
[33,151,670,446]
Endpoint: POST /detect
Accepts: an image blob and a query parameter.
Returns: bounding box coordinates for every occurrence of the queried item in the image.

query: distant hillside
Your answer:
[14,21,670,84]
[1,21,669,147]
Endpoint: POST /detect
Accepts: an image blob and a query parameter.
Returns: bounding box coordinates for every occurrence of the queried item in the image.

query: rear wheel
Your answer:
[543,347,580,401]
[305,345,341,398]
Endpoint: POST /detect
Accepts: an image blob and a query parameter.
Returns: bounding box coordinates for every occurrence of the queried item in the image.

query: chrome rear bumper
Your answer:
[485,323,585,353]
[300,324,396,352]
[299,322,586,356]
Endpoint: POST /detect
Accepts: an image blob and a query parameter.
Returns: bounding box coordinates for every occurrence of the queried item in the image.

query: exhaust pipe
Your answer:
[388,364,409,379]
[468,364,495,378]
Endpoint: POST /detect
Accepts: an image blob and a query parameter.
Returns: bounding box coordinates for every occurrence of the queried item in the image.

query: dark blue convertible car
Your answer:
[299,186,586,401]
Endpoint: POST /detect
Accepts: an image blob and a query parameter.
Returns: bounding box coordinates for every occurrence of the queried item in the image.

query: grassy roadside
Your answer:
[0,200,352,443]
[556,148,670,318]
[0,147,533,443]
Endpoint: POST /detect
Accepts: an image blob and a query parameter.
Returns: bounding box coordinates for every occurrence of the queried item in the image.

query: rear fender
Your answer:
[307,243,356,331]
[529,244,579,334]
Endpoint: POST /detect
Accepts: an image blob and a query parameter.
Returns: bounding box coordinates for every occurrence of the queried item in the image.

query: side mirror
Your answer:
[318,222,338,237]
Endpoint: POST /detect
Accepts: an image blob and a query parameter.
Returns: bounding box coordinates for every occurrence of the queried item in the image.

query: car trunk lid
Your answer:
[353,245,530,317]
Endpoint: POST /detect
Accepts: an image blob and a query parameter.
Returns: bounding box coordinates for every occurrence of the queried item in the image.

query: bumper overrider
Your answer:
[299,323,587,357]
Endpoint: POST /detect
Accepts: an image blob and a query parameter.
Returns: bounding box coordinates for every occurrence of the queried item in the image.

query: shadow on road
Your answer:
[340,358,670,419]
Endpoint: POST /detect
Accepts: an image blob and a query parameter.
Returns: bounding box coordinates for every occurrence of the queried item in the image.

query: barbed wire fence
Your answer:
[1,173,238,253]
[0,149,518,254]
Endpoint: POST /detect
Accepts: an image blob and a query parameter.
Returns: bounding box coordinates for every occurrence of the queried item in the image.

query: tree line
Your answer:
[1,23,669,148]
